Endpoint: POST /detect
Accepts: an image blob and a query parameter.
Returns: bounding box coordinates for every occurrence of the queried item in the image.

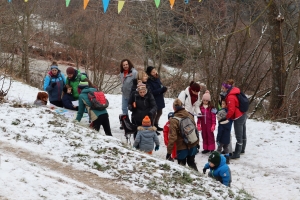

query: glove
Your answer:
[197,113,202,118]
[197,124,201,131]
[166,153,171,160]
[162,86,168,93]
[155,145,159,151]
[220,120,229,124]
[211,124,216,132]
[203,168,207,174]
[51,82,57,87]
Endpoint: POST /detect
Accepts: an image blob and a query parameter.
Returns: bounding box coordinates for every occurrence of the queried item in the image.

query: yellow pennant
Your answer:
[25,0,28,2]
[199,0,202,2]
[118,1,125,14]
[84,0,89,10]
[169,0,175,9]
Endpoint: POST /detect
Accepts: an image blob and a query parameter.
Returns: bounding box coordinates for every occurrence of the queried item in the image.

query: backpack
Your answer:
[236,92,249,112]
[173,116,198,144]
[88,91,109,110]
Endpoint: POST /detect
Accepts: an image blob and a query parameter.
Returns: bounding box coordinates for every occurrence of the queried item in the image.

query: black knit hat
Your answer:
[208,151,221,167]
[146,66,155,75]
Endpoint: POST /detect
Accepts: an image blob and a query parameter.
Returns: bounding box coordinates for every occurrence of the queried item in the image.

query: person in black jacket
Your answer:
[62,85,78,111]
[131,70,151,95]
[146,66,167,131]
[128,82,157,138]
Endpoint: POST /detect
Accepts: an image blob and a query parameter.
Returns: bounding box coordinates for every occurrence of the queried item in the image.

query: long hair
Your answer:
[119,59,134,73]
[36,92,48,100]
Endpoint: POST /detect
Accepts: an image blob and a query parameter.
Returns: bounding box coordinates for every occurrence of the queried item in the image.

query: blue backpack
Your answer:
[236,92,249,112]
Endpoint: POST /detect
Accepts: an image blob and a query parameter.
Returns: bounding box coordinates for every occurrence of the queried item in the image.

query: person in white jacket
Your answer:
[178,81,202,117]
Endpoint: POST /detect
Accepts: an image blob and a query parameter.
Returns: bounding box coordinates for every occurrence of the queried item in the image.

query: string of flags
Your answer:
[8,0,202,14]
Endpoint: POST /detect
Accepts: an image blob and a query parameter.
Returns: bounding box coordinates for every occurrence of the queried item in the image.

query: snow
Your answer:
[0,77,300,199]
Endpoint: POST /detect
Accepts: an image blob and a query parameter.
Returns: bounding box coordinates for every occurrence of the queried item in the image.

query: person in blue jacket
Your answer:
[75,87,112,136]
[62,85,78,111]
[146,66,167,131]
[43,61,66,107]
[203,151,232,187]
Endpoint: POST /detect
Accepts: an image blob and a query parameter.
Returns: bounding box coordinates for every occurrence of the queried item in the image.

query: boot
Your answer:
[241,140,246,154]
[230,143,242,159]
[225,154,230,164]
[154,124,163,131]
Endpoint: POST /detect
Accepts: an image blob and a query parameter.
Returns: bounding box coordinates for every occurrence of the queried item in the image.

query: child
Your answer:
[133,116,160,154]
[163,112,176,161]
[197,90,216,154]
[34,92,48,106]
[62,85,78,111]
[203,151,232,187]
[216,100,233,164]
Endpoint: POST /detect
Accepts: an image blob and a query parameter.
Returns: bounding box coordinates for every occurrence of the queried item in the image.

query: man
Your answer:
[166,98,199,171]
[66,67,96,100]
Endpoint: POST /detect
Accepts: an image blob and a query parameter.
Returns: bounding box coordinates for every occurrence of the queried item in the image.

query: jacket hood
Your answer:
[228,87,240,96]
[137,126,157,131]
[81,87,96,94]
[174,108,191,118]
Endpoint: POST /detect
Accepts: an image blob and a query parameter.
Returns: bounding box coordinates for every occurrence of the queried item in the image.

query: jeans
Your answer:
[233,113,247,145]
[122,96,129,115]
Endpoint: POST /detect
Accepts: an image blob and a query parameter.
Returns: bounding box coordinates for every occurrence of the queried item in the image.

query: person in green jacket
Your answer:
[66,67,96,100]
[75,87,112,136]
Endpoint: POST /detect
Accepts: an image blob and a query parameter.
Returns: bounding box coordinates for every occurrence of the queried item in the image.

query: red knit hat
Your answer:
[66,67,75,75]
[142,115,151,127]
[190,81,200,92]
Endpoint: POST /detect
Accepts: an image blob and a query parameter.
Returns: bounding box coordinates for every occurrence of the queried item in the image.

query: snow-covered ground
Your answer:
[0,78,300,199]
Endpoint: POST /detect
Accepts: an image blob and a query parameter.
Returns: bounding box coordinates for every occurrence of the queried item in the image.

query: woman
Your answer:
[146,66,167,131]
[221,79,247,159]
[119,59,137,129]
[128,82,157,138]
[131,70,150,94]
[43,61,66,107]
[178,81,202,117]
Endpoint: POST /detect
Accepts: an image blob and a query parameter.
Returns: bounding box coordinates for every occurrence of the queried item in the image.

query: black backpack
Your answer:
[236,92,249,112]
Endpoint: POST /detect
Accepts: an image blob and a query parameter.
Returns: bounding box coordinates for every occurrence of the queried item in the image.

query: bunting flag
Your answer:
[84,0,89,10]
[199,0,202,2]
[24,0,28,2]
[154,0,160,8]
[102,0,110,13]
[184,0,188,4]
[8,0,12,2]
[169,0,175,9]
[118,1,125,14]
[66,0,70,7]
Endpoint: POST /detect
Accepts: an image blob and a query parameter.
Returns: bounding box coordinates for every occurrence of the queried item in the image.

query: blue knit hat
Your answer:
[50,65,58,70]
[168,112,174,120]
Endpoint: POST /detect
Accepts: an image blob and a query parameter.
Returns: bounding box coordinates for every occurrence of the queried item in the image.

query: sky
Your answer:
[0,77,299,200]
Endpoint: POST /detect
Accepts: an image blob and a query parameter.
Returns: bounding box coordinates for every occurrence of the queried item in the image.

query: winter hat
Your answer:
[146,66,155,75]
[50,65,58,70]
[208,151,221,167]
[137,81,147,91]
[142,115,151,127]
[190,81,200,92]
[167,112,174,120]
[222,82,232,89]
[66,67,75,75]
[202,90,211,101]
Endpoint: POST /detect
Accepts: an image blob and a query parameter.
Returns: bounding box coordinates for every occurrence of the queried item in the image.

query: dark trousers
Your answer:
[153,109,163,125]
[50,101,63,108]
[177,155,198,171]
[92,113,112,136]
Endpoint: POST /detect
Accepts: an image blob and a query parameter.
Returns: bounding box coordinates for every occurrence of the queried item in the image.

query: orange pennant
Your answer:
[169,0,175,9]
[84,0,89,10]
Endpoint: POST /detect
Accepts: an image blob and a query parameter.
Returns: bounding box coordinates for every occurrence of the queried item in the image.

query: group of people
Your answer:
[34,59,247,187]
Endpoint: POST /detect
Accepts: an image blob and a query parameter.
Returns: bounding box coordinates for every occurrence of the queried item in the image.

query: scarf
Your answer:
[189,87,198,105]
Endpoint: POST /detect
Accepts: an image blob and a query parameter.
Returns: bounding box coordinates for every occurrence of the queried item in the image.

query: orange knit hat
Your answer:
[142,115,151,127]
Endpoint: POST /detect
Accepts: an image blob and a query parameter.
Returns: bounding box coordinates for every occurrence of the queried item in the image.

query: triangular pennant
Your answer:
[118,1,125,14]
[154,0,160,8]
[184,0,188,4]
[199,0,202,2]
[66,0,70,7]
[8,0,12,2]
[102,0,110,13]
[84,0,89,10]
[169,0,175,9]
[24,0,28,2]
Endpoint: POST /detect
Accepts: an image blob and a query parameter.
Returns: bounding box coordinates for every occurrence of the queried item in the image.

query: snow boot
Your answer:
[241,139,246,154]
[225,154,230,164]
[230,143,242,159]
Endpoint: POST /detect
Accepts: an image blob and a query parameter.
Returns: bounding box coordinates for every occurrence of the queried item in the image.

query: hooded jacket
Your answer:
[120,68,137,99]
[133,126,159,152]
[66,70,87,100]
[43,70,66,102]
[76,88,107,122]
[225,87,244,120]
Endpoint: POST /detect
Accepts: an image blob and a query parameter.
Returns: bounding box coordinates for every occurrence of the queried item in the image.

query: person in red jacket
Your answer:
[163,112,177,160]
[197,90,217,154]
[221,79,247,159]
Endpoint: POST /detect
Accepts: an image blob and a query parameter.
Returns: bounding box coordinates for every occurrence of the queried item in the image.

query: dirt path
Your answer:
[0,141,160,200]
